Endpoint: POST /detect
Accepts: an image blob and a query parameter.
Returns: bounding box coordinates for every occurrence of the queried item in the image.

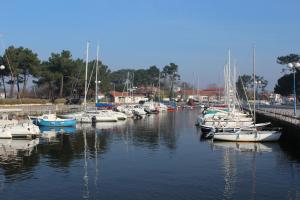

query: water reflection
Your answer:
[211,141,281,200]
[211,142,275,153]
[83,129,89,199]
[39,126,76,134]
[0,138,39,184]
[0,110,300,200]
[0,139,39,165]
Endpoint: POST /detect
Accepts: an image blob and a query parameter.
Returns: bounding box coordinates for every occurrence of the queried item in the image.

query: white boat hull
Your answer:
[213,130,281,142]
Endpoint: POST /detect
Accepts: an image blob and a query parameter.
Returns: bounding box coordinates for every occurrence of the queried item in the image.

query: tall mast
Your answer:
[95,44,99,104]
[84,41,90,110]
[233,60,236,112]
[253,46,256,124]
[158,71,161,102]
[228,49,231,111]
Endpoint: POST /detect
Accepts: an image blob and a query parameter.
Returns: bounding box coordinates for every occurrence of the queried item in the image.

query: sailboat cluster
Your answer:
[195,50,281,142]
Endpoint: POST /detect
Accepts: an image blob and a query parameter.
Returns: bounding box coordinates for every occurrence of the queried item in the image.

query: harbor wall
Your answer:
[0,104,89,116]
[256,112,300,143]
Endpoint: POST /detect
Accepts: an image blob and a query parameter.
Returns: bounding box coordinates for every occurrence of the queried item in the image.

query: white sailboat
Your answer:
[61,43,125,123]
[213,47,282,142]
[198,50,255,131]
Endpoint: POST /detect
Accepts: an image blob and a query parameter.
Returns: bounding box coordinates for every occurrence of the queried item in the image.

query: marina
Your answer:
[1,1,300,199]
[0,110,299,200]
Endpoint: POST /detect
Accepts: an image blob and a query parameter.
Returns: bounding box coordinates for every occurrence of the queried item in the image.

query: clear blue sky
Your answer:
[0,0,299,89]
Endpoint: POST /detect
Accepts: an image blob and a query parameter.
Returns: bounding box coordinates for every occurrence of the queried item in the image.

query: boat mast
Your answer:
[233,60,236,112]
[95,44,99,104]
[228,49,231,112]
[253,46,256,124]
[84,42,90,110]
[158,71,161,102]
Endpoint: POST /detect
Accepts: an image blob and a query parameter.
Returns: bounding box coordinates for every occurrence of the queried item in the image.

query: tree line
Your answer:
[275,54,300,99]
[0,46,180,101]
[236,74,268,100]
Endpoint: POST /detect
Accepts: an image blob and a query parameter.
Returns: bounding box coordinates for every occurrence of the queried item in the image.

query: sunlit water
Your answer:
[0,110,300,200]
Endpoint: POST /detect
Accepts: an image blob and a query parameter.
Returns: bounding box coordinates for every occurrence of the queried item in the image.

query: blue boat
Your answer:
[37,114,76,127]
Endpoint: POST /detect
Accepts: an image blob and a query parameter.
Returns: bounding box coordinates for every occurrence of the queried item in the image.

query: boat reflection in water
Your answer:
[39,126,76,134]
[211,141,279,199]
[76,121,128,133]
[211,141,275,153]
[0,138,39,167]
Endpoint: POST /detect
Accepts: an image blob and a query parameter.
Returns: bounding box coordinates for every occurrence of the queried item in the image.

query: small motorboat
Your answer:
[36,114,76,127]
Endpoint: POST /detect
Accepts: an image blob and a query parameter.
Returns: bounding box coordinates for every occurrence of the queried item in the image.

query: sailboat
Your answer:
[213,47,281,142]
[197,50,255,132]
[60,43,124,123]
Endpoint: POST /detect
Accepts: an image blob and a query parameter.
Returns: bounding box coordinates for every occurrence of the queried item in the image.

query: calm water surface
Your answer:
[0,110,300,200]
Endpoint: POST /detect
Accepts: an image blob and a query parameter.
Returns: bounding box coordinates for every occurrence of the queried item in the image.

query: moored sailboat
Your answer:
[212,47,281,142]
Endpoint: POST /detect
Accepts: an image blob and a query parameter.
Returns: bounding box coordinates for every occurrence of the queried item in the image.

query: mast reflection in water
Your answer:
[0,110,300,200]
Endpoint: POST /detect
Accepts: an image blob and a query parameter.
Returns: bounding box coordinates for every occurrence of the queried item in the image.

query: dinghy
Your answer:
[37,114,76,127]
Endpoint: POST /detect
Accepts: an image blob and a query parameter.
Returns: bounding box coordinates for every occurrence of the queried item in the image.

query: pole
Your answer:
[84,42,89,111]
[253,46,256,124]
[257,84,259,109]
[95,45,99,104]
[158,72,161,102]
[293,68,296,116]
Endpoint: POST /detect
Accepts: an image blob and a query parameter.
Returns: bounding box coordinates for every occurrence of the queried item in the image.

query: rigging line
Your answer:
[86,60,96,98]
[70,62,84,96]
[0,37,23,104]
[234,67,244,111]
[0,37,14,79]
[240,74,253,118]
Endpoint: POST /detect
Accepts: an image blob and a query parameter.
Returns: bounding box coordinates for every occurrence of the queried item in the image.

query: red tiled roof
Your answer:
[109,91,144,97]
[202,88,224,92]
[177,88,224,96]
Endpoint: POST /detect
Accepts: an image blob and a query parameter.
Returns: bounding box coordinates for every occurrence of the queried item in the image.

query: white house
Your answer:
[109,91,146,104]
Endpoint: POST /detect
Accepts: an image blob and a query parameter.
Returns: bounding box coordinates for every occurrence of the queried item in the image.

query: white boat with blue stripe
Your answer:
[36,114,76,127]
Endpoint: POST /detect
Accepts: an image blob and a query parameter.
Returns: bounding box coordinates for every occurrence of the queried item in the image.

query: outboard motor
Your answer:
[133,111,142,120]
[92,116,97,126]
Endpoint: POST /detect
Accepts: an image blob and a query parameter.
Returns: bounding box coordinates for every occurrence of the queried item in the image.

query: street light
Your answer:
[287,62,300,116]
[0,65,5,98]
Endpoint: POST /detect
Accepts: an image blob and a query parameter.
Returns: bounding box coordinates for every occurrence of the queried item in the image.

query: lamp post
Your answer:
[287,62,300,116]
[0,65,6,98]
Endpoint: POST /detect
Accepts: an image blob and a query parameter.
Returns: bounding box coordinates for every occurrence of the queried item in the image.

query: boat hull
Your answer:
[37,119,76,127]
[213,131,281,142]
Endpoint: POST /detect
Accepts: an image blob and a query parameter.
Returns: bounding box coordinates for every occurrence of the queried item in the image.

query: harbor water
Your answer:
[0,110,300,200]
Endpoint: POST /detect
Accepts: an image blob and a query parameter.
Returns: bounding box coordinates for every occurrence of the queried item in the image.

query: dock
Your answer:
[244,106,300,141]
[256,107,300,128]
